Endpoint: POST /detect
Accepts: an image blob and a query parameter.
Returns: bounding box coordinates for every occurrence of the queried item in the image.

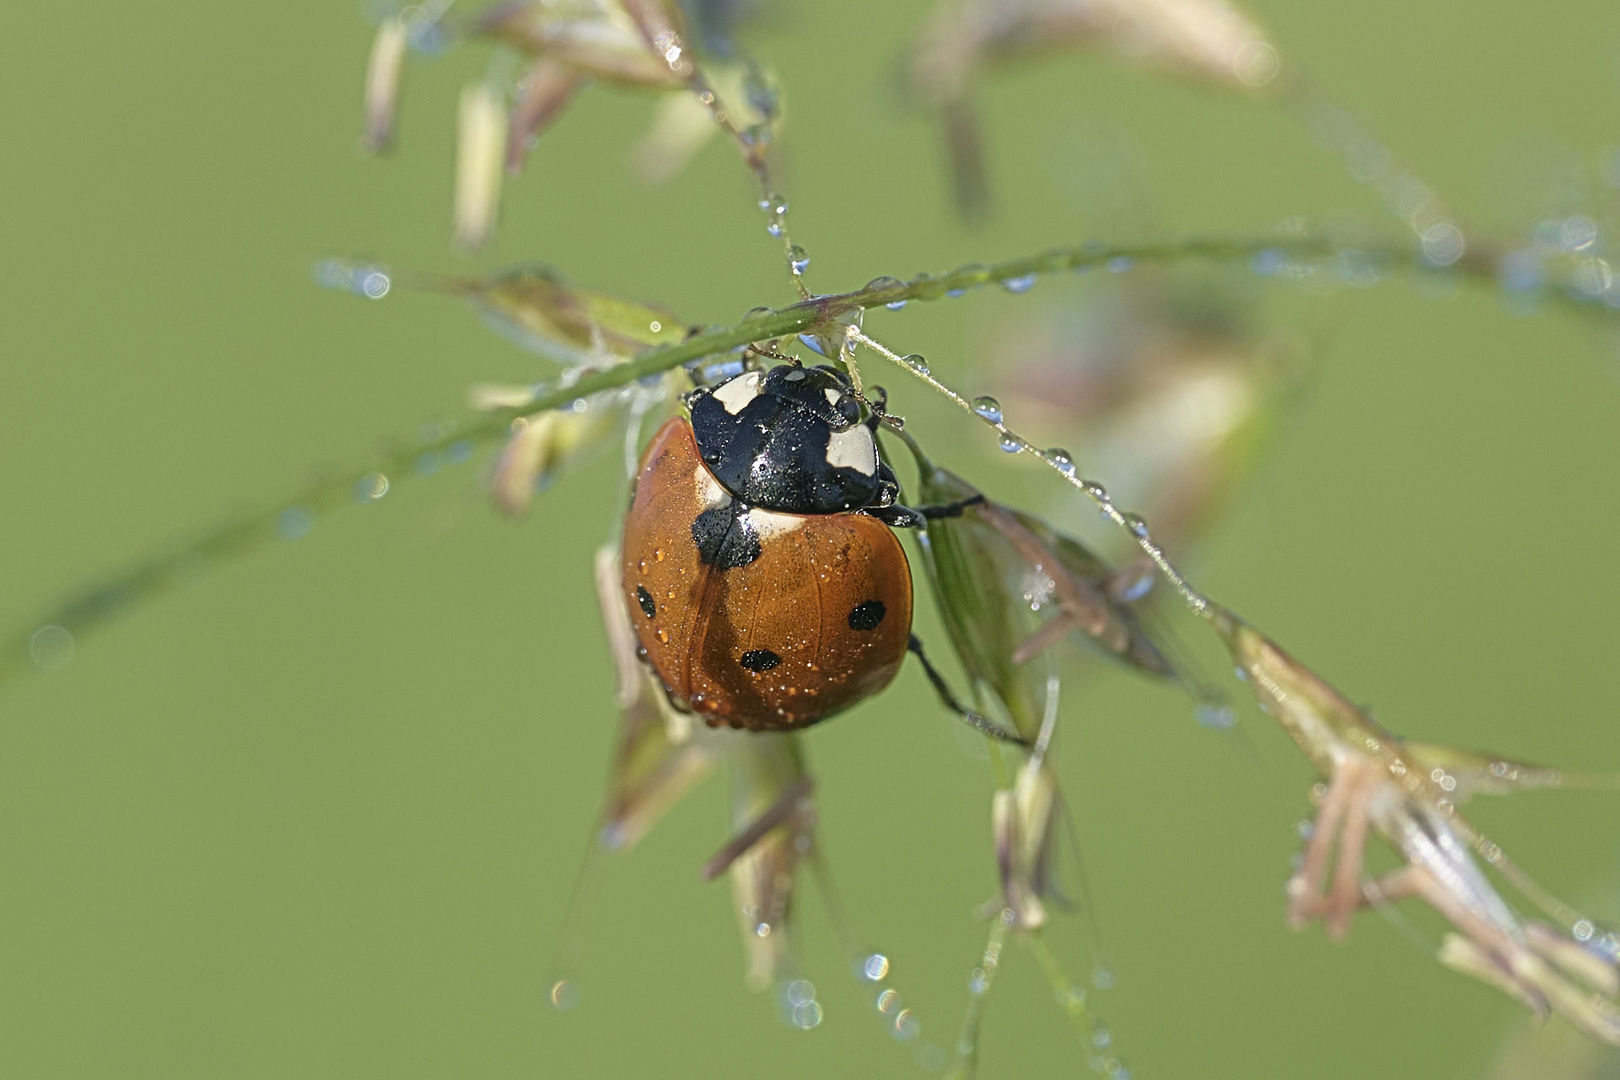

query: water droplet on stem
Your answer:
[29,625,74,671]
[548,979,580,1011]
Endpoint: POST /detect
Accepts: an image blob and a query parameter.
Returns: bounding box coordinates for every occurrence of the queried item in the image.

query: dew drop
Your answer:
[656,629,670,644]
[743,305,774,321]
[967,968,988,996]
[1497,250,1544,295]
[312,259,346,290]
[1082,480,1109,503]
[785,978,817,1006]
[788,245,810,274]
[361,270,391,299]
[1046,448,1076,477]
[29,625,74,671]
[548,979,580,1011]
[790,1001,823,1030]
[866,274,903,296]
[1093,1026,1112,1049]
[900,353,930,375]
[1421,222,1466,267]
[654,548,666,562]
[969,396,1003,424]
[1112,569,1153,603]
[998,434,1021,454]
[759,193,788,217]
[314,259,392,299]
[1000,273,1037,294]
[1196,704,1237,730]
[1250,248,1287,276]
[1106,256,1135,274]
[1562,215,1599,252]
[355,472,390,501]
[1123,513,1150,539]
[277,506,313,541]
[861,953,891,981]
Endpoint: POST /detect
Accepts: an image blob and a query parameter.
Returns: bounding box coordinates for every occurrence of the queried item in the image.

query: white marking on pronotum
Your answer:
[712,371,762,415]
[823,387,840,407]
[825,426,876,475]
[745,508,807,540]
[694,466,731,509]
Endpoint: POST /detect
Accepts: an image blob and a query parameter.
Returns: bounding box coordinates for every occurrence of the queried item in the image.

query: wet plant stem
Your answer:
[945,911,1012,1080]
[0,230,1597,689]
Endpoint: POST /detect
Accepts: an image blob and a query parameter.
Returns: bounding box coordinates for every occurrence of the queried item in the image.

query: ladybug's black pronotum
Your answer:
[621,364,922,731]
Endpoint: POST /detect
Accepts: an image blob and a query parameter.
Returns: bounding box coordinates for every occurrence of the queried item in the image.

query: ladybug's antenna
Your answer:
[856,384,906,432]
[907,635,1029,747]
[744,343,800,366]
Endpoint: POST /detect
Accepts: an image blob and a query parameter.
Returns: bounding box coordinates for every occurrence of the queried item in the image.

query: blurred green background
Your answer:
[3,1,1620,1077]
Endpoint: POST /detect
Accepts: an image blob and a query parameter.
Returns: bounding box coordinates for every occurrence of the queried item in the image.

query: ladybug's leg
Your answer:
[860,384,906,433]
[907,635,1030,747]
[867,503,926,528]
[906,494,987,521]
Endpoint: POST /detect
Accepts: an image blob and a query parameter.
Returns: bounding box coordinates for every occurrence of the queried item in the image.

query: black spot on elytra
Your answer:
[848,600,886,631]
[636,585,657,620]
[692,502,761,570]
[739,649,782,672]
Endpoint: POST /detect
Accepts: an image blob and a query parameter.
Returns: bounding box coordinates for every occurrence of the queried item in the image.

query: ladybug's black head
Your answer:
[687,364,883,515]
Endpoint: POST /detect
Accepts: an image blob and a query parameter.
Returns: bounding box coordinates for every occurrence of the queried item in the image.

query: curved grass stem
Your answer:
[1,230,1606,691]
[1027,931,1109,1066]
[945,910,1012,1080]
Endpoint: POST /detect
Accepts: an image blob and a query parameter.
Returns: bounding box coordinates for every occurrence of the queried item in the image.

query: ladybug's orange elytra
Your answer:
[622,416,913,731]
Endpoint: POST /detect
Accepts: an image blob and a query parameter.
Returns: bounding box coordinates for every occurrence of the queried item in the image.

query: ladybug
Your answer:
[620,363,925,731]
